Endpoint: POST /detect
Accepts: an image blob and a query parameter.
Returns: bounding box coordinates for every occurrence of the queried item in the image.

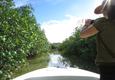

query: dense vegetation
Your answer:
[0,0,50,80]
[50,43,61,52]
[59,28,98,73]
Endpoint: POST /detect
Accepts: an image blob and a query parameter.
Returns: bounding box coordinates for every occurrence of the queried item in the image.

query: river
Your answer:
[48,54,70,68]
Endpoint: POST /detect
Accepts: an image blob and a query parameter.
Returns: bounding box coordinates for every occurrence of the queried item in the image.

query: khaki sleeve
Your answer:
[93,17,107,32]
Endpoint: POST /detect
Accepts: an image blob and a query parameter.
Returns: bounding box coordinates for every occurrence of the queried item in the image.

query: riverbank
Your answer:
[13,53,71,78]
[13,54,49,78]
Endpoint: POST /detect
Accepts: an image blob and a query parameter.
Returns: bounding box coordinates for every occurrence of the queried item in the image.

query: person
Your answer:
[80,0,115,80]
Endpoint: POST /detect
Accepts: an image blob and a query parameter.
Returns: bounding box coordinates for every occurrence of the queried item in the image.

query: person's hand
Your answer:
[81,19,93,32]
[85,19,93,26]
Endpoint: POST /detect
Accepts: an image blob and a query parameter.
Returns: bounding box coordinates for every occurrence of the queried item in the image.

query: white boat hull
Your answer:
[13,67,100,80]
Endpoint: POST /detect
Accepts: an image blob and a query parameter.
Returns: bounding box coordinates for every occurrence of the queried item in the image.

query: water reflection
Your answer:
[48,54,70,68]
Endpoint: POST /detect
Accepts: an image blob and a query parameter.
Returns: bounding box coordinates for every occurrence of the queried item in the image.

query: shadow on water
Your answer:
[48,53,71,68]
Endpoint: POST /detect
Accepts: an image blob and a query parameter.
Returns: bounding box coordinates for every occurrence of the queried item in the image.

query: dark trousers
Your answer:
[99,65,115,80]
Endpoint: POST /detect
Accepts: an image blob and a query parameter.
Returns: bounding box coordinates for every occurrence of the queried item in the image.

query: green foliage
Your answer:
[0,1,50,80]
[59,28,98,73]
[50,43,61,52]
[16,5,50,58]
[13,54,49,78]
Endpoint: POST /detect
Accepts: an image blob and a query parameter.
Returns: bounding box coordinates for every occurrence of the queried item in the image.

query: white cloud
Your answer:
[41,15,83,43]
[41,0,104,43]
[93,0,103,6]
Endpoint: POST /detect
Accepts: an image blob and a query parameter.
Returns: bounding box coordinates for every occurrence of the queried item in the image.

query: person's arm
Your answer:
[80,24,99,38]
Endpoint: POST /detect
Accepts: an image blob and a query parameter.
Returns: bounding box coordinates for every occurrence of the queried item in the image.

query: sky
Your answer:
[14,0,103,43]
